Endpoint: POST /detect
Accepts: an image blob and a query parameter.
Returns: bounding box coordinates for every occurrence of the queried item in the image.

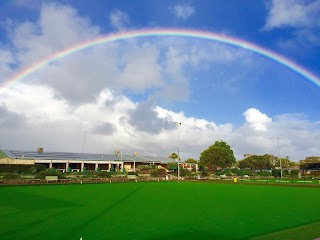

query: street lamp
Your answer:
[175,122,181,180]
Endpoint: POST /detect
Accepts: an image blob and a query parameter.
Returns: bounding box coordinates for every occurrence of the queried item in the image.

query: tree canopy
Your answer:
[185,158,198,164]
[299,156,320,169]
[199,141,236,169]
[238,155,272,169]
[168,153,178,160]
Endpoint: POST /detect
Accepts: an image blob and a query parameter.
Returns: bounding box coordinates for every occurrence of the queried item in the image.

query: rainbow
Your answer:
[1,28,320,91]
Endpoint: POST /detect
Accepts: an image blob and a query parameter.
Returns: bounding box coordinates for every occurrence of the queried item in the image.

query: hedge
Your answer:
[0,164,46,173]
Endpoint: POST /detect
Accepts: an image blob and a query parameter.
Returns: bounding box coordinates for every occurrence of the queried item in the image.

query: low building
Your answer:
[0,149,197,173]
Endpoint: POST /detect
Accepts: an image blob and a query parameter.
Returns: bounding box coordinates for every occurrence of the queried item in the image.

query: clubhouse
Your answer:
[0,149,198,173]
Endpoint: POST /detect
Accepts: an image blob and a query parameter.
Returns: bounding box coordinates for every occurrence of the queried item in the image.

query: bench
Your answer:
[127,175,137,181]
[45,176,59,182]
[243,175,249,178]
[127,175,137,179]
[220,174,227,179]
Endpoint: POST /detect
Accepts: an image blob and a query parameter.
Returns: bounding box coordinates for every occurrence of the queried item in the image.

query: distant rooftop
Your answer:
[2,149,175,163]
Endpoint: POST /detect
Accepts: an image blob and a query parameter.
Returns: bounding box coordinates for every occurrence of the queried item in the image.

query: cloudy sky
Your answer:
[0,0,320,161]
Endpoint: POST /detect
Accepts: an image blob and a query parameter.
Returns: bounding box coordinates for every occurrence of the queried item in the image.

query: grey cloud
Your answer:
[92,122,116,136]
[127,99,175,134]
[0,104,26,128]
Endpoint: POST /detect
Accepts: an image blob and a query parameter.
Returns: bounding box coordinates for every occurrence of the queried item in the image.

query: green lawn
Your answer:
[0,182,319,240]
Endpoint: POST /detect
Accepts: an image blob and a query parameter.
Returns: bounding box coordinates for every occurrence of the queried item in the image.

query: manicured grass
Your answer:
[0,182,319,240]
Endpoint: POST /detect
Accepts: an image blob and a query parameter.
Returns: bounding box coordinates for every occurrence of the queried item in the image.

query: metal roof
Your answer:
[3,150,176,163]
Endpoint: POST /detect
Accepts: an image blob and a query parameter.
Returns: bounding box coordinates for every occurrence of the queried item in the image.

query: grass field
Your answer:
[0,182,319,240]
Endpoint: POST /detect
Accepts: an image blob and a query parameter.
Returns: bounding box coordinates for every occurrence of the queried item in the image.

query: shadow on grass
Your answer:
[0,189,79,210]
[250,220,320,240]
[70,185,143,238]
[0,208,75,239]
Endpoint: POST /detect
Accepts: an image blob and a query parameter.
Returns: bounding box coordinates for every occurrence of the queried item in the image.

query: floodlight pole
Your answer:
[175,122,181,180]
[277,138,282,178]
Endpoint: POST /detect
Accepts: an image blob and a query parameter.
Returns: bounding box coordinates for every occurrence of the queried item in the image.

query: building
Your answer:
[0,149,197,173]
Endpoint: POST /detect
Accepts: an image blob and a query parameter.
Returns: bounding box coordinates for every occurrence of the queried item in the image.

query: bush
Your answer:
[3,172,20,180]
[35,169,64,179]
[179,168,192,177]
[138,165,153,173]
[257,170,272,177]
[127,171,137,175]
[96,171,111,178]
[200,171,210,177]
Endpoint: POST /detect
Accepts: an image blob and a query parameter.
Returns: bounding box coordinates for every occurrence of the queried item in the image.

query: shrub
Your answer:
[3,172,20,180]
[179,168,192,177]
[96,171,111,178]
[138,165,153,173]
[35,169,64,179]
[127,171,137,175]
[200,171,210,177]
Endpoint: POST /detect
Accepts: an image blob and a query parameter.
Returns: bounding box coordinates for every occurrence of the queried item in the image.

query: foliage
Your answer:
[300,156,320,164]
[167,162,177,170]
[185,158,198,164]
[0,164,46,173]
[138,165,153,173]
[300,162,320,169]
[169,153,179,159]
[127,171,137,175]
[238,155,272,169]
[299,156,320,169]
[35,169,64,179]
[273,157,298,168]
[179,168,192,177]
[199,141,236,169]
[3,172,20,180]
[96,171,111,178]
[200,171,210,177]
[257,170,272,176]
[150,168,167,177]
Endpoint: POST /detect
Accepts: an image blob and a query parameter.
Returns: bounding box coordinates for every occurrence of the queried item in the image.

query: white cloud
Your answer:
[263,0,320,52]
[1,2,319,162]
[170,4,195,20]
[264,0,320,30]
[109,9,129,30]
[1,80,320,161]
[243,108,272,131]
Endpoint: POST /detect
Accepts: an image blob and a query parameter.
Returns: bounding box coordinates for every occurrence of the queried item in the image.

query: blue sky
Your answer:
[0,0,319,161]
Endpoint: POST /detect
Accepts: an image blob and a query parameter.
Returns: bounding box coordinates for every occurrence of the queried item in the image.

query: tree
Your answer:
[167,162,177,170]
[199,141,236,169]
[169,153,178,160]
[299,156,320,169]
[238,155,272,169]
[185,158,198,164]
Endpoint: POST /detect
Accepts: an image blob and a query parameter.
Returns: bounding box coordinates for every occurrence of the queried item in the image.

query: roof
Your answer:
[2,150,176,163]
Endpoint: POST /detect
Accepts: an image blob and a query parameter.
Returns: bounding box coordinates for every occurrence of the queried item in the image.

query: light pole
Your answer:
[175,122,181,180]
[277,138,282,178]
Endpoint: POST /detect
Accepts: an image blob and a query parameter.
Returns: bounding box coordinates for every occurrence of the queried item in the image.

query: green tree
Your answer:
[167,162,178,170]
[274,156,298,168]
[199,141,236,169]
[299,156,320,169]
[169,153,178,159]
[238,155,272,169]
[185,158,198,164]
